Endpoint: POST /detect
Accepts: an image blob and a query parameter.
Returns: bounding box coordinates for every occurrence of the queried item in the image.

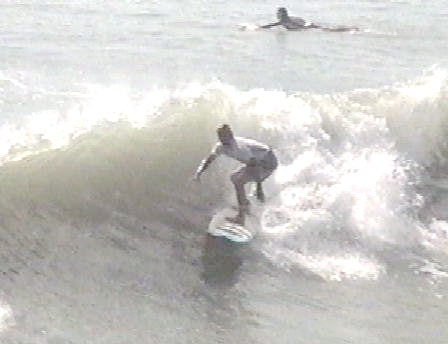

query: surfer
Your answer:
[260,7,357,32]
[194,124,278,225]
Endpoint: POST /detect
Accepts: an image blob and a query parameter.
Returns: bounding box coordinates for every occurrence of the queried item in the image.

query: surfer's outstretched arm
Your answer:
[259,22,281,29]
[194,153,218,181]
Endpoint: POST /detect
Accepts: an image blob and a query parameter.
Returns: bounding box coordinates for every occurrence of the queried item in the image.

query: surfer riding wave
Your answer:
[194,124,278,225]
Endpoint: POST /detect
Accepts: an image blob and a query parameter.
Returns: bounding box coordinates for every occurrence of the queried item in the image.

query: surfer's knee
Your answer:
[230,170,248,186]
[230,171,239,185]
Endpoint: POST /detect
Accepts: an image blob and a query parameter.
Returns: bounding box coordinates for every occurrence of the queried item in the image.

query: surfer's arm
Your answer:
[194,153,218,181]
[194,154,218,180]
[259,22,281,29]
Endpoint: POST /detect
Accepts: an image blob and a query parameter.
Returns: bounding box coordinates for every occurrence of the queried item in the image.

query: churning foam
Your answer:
[262,244,384,281]
[0,301,13,333]
[254,71,448,280]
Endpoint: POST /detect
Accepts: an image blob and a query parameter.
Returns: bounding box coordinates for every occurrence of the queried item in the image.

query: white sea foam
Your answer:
[262,245,384,281]
[0,301,13,333]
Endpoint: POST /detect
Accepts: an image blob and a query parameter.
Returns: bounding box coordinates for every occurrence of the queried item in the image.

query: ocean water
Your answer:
[1,0,448,343]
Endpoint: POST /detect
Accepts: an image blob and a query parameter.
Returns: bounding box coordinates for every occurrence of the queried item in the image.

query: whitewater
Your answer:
[1,1,448,343]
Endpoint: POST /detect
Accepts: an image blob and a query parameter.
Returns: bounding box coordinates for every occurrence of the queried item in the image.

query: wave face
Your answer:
[1,70,448,341]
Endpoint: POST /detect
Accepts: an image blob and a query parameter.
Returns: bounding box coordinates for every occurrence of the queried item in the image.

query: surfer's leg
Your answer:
[256,182,265,202]
[228,166,256,224]
[321,26,358,32]
[255,151,278,202]
[307,23,321,29]
[231,165,257,207]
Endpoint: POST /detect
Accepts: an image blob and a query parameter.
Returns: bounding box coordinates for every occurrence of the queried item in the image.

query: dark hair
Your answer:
[217,124,234,144]
[277,7,288,21]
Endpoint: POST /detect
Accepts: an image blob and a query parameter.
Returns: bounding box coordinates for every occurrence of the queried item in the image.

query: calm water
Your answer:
[0,1,448,343]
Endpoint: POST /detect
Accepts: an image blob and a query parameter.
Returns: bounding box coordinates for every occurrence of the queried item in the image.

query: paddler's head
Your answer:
[277,7,289,22]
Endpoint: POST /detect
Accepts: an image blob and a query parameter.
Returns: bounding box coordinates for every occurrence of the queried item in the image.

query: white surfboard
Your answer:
[208,208,255,243]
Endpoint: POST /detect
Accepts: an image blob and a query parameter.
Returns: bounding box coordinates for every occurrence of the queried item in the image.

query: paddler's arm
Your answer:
[259,21,281,29]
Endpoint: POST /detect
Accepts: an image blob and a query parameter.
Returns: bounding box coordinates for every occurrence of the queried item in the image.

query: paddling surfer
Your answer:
[260,7,357,32]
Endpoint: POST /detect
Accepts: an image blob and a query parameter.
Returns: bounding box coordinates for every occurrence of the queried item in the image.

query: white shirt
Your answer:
[212,137,271,164]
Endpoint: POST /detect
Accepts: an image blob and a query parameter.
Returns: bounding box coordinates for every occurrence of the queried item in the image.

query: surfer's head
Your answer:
[217,124,234,145]
[277,7,289,21]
